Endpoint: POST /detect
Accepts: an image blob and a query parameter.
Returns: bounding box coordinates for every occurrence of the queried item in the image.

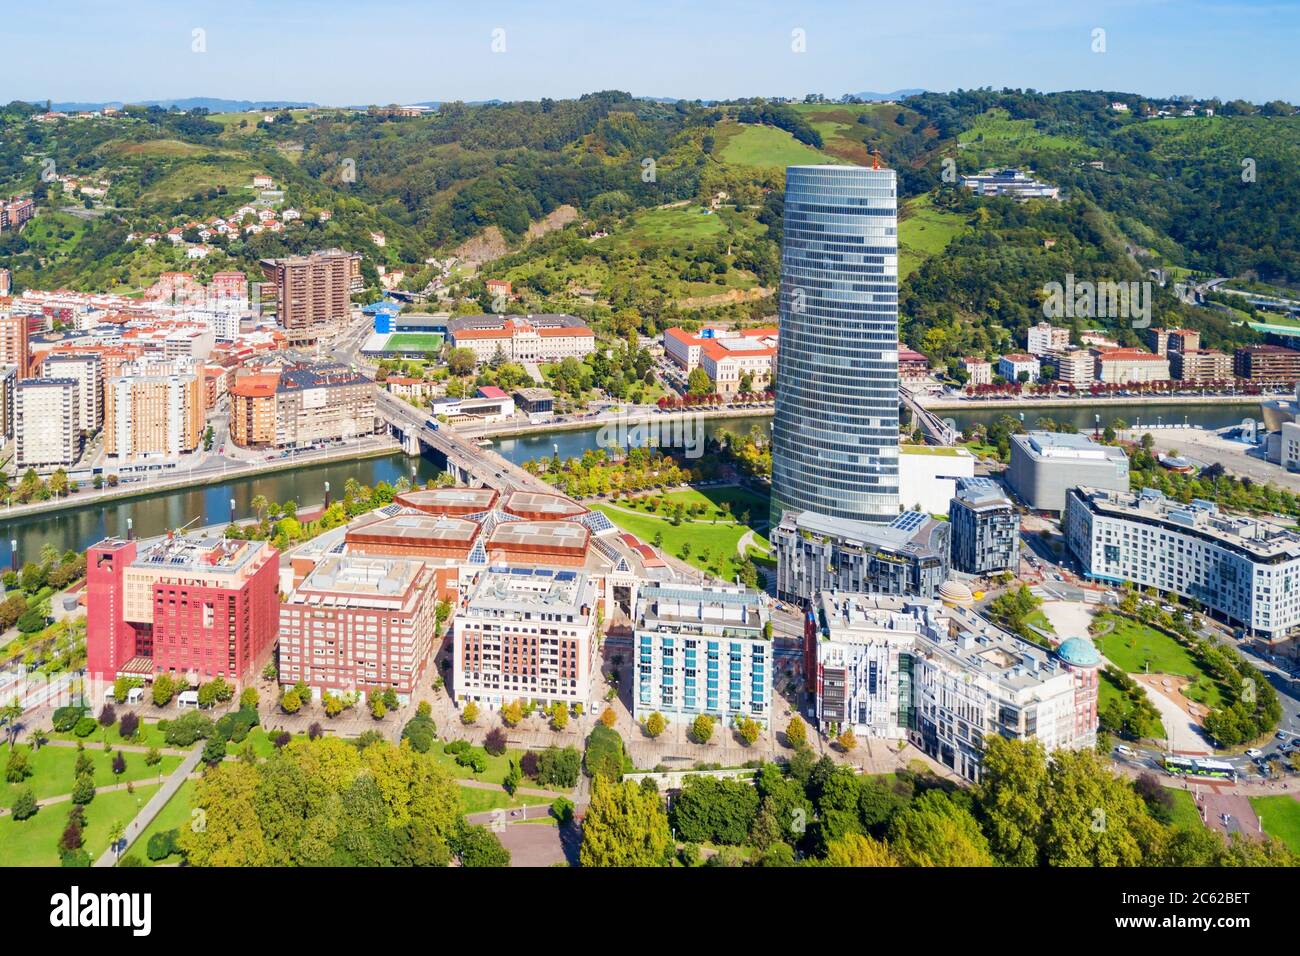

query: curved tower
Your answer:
[770,164,900,525]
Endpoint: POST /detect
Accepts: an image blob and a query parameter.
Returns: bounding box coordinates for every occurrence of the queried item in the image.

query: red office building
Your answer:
[87,534,280,691]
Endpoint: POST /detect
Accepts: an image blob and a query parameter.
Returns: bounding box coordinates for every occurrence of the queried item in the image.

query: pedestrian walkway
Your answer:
[94,741,205,867]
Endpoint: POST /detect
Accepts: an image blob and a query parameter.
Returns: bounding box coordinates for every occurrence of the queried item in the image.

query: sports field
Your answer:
[382,333,445,354]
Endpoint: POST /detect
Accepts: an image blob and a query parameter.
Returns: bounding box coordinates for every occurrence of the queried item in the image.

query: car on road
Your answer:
[1246,748,1264,759]
[1278,730,1290,739]
[1115,745,1135,758]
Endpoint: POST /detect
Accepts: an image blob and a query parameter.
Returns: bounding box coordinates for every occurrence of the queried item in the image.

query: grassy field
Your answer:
[428,744,569,790]
[593,500,767,577]
[1094,615,1224,707]
[1,744,181,804]
[1248,795,1300,853]
[139,162,260,203]
[50,718,170,750]
[130,778,196,865]
[1165,788,1205,830]
[382,332,445,354]
[0,783,160,866]
[613,486,768,522]
[106,138,216,159]
[956,108,1096,168]
[457,786,553,815]
[717,123,835,168]
[898,194,971,278]
[788,102,935,166]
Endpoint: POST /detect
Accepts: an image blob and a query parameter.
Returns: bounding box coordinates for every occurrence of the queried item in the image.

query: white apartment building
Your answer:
[813,592,1099,782]
[633,583,772,726]
[40,352,103,432]
[1026,321,1070,356]
[1065,486,1300,642]
[1095,349,1170,385]
[453,566,601,712]
[1050,348,1097,386]
[998,353,1041,382]
[15,378,81,471]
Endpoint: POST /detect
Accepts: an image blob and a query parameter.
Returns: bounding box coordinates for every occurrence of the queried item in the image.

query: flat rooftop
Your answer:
[293,555,423,607]
[347,513,480,547]
[504,490,588,520]
[637,584,768,635]
[488,519,590,552]
[396,487,499,515]
[134,534,265,575]
[1013,430,1127,463]
[464,565,595,617]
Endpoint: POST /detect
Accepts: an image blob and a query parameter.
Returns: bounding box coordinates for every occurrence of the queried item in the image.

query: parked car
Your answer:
[1246,748,1264,759]
[1115,745,1135,757]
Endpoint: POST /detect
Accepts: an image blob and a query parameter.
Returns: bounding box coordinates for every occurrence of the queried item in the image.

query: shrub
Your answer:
[520,750,540,778]
[690,714,714,745]
[111,751,126,775]
[60,849,91,868]
[73,716,97,738]
[484,727,507,756]
[98,704,116,727]
[144,747,161,767]
[10,787,36,820]
[417,701,432,719]
[273,732,291,749]
[52,706,82,733]
[550,797,575,825]
[146,829,179,861]
[599,706,617,728]
[308,722,323,741]
[400,715,436,753]
[118,712,140,740]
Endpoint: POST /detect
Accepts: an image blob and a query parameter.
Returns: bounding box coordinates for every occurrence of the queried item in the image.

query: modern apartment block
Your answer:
[86,534,280,690]
[632,583,772,726]
[0,364,15,440]
[278,555,437,703]
[771,164,900,525]
[104,371,203,463]
[261,249,361,342]
[15,377,80,470]
[810,592,1099,782]
[40,351,103,432]
[1026,321,1070,356]
[0,312,29,375]
[773,509,951,607]
[1050,348,1096,386]
[1145,327,1200,357]
[1095,348,1170,384]
[274,362,375,447]
[1234,345,1300,382]
[446,314,595,364]
[452,566,602,713]
[1007,431,1130,513]
[1171,348,1232,383]
[949,477,1019,574]
[959,168,1060,200]
[228,372,278,447]
[0,197,35,232]
[1065,485,1300,643]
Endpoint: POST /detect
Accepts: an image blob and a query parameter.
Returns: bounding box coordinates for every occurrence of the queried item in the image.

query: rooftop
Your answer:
[292,555,423,608]
[636,583,768,636]
[463,565,595,618]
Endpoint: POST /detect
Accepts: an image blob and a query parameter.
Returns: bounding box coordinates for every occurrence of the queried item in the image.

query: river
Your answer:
[3,402,1263,561]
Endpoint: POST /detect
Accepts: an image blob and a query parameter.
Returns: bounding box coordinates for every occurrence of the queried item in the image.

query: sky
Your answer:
[6,0,1296,106]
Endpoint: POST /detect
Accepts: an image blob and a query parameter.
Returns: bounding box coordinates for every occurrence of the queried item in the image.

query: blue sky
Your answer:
[7,0,1295,105]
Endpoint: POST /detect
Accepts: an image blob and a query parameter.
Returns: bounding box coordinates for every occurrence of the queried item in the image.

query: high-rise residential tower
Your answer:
[770,165,900,525]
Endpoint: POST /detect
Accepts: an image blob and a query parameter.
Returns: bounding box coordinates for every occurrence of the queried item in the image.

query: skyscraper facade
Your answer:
[770,165,900,525]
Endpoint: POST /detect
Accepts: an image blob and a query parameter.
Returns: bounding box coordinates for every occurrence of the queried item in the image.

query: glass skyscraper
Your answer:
[770,164,900,526]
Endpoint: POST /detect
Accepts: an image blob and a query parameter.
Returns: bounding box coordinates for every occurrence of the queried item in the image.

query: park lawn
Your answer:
[1,744,181,804]
[1094,615,1203,677]
[130,778,196,866]
[49,718,170,750]
[1024,610,1055,634]
[241,728,310,759]
[1165,788,1205,830]
[614,486,768,524]
[457,786,552,815]
[0,783,161,867]
[717,123,837,168]
[1248,795,1300,853]
[427,744,531,786]
[592,503,756,577]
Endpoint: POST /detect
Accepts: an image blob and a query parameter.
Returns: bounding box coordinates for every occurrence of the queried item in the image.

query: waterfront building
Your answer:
[1234,345,1300,383]
[632,583,772,726]
[771,164,901,525]
[1049,348,1096,386]
[1026,322,1070,356]
[446,313,594,364]
[998,353,1040,383]
[40,351,103,432]
[1006,431,1130,513]
[1095,348,1170,385]
[959,356,992,386]
[103,371,203,464]
[274,362,375,448]
[1065,486,1300,644]
[1171,348,1232,383]
[15,377,80,470]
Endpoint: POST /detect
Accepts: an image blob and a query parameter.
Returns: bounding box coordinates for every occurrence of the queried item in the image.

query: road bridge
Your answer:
[374,390,553,493]
[899,384,959,445]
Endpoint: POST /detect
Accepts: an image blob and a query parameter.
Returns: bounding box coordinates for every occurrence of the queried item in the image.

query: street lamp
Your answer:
[230,498,237,523]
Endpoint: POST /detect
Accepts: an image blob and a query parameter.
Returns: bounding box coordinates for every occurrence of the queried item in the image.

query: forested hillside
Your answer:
[0,89,1296,356]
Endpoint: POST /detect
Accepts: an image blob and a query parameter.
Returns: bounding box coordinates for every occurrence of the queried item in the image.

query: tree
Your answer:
[887,791,993,867]
[975,737,1048,866]
[687,367,712,395]
[10,786,37,821]
[670,776,761,845]
[202,736,227,765]
[98,703,116,727]
[644,711,666,739]
[501,699,523,728]
[599,706,617,728]
[737,717,761,746]
[504,758,522,796]
[785,716,807,749]
[71,773,96,806]
[822,832,899,867]
[5,748,31,783]
[484,727,508,756]
[452,821,510,867]
[461,700,480,725]
[579,777,672,867]
[837,728,857,753]
[447,347,477,377]
[239,687,259,710]
[111,751,127,776]
[690,714,714,744]
[152,674,177,708]
[550,702,569,731]
[368,692,387,720]
[280,689,302,714]
[118,712,139,740]
[536,746,581,788]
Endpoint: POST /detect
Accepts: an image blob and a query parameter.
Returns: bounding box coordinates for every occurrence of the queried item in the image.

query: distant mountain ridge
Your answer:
[48,97,318,112]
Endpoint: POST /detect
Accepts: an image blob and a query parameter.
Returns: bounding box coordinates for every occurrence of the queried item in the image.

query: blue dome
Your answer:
[1057,637,1101,667]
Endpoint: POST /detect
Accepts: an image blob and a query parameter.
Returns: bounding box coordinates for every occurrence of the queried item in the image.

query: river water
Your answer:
[4,402,1261,561]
